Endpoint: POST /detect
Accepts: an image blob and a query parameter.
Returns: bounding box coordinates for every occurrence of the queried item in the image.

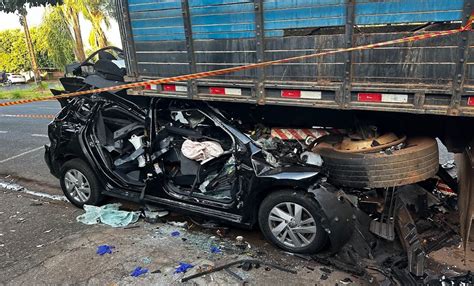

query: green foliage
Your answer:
[0,0,62,14]
[39,7,75,68]
[0,7,74,72]
[35,80,49,90]
[81,0,110,49]
[10,90,22,99]
[0,29,30,72]
[101,0,117,20]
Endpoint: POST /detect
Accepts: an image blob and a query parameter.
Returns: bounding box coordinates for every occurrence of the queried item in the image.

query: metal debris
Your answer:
[181,259,297,282]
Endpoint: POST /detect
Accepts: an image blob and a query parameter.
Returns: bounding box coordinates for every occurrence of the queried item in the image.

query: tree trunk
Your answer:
[90,12,108,49]
[96,22,108,48]
[71,10,86,62]
[19,12,40,84]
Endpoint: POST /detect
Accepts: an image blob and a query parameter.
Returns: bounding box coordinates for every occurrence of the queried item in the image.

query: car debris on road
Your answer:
[96,244,114,256]
[130,266,148,277]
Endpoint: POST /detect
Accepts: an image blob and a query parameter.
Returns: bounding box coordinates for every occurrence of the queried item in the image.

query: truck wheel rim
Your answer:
[268,202,317,248]
[64,169,91,203]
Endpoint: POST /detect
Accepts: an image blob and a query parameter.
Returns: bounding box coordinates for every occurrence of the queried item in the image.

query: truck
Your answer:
[114,0,473,247]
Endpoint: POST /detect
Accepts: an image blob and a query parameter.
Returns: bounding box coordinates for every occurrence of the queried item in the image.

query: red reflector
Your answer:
[468,97,474,106]
[144,84,151,90]
[358,93,382,102]
[209,87,226,94]
[162,84,176,91]
[281,90,301,98]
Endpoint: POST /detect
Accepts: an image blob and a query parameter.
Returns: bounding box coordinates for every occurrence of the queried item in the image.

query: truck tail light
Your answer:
[358,93,382,102]
[162,84,187,92]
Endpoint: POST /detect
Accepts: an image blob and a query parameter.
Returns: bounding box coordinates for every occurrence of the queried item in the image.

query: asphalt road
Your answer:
[0,100,61,190]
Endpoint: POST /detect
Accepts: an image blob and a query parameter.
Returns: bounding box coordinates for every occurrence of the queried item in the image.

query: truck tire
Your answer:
[258,190,328,253]
[318,137,439,188]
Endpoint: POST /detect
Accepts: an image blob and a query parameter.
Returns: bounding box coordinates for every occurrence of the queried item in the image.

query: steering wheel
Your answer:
[78,46,124,68]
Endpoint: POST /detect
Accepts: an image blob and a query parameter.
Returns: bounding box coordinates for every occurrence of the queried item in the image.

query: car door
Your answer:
[81,96,149,193]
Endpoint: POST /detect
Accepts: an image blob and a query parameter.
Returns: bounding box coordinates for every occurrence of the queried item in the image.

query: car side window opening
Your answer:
[153,108,237,202]
[95,106,146,184]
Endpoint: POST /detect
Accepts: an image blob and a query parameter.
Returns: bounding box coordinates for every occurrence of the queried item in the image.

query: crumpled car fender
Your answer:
[308,182,355,252]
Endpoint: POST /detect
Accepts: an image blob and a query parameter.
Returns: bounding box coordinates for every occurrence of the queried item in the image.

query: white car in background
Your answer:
[6,73,27,84]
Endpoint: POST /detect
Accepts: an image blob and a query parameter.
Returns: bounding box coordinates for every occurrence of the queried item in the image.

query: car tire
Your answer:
[60,159,103,208]
[318,137,439,188]
[258,190,328,254]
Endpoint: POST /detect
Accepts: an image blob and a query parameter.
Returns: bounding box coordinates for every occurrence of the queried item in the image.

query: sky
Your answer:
[0,6,122,49]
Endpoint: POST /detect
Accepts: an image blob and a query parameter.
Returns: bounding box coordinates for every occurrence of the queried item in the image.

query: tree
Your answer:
[61,0,86,62]
[0,29,29,72]
[101,0,117,20]
[82,0,110,49]
[0,26,71,72]
[39,7,75,68]
[0,0,62,83]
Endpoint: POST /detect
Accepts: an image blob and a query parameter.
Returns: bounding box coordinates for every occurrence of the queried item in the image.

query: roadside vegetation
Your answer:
[0,81,61,99]
[0,0,115,75]
[0,0,115,99]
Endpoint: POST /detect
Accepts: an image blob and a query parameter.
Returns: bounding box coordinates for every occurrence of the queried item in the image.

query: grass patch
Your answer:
[0,81,62,100]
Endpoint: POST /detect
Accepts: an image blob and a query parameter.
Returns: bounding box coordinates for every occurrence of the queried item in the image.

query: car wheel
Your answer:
[60,159,103,208]
[258,190,328,253]
[318,137,439,188]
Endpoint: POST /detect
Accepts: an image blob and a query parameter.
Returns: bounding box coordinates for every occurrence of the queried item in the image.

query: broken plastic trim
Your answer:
[308,182,355,252]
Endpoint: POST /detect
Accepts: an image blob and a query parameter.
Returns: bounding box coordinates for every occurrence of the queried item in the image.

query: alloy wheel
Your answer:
[64,169,91,203]
[268,202,317,248]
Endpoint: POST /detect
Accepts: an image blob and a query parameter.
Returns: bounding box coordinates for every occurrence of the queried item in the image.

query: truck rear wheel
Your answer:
[318,137,439,188]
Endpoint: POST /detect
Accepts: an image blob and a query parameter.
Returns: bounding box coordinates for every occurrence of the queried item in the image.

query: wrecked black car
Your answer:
[45,48,353,254]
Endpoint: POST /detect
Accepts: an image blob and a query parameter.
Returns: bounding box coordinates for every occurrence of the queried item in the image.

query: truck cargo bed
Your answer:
[116,0,474,117]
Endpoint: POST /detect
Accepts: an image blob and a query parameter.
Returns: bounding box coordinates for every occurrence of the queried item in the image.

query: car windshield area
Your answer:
[152,107,237,202]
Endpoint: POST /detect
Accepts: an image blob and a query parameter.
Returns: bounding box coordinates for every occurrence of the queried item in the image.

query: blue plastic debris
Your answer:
[175,262,193,274]
[96,245,114,256]
[131,266,148,277]
[210,246,221,254]
[171,231,180,237]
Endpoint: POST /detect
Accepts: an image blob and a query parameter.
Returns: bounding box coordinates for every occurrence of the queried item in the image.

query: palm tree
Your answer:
[41,7,76,68]
[81,0,110,49]
[61,0,86,62]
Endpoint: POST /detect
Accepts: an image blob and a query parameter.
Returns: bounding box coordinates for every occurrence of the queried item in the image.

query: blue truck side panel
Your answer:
[128,0,464,42]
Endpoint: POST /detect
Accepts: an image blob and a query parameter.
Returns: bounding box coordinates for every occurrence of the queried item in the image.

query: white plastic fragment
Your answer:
[129,134,146,167]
